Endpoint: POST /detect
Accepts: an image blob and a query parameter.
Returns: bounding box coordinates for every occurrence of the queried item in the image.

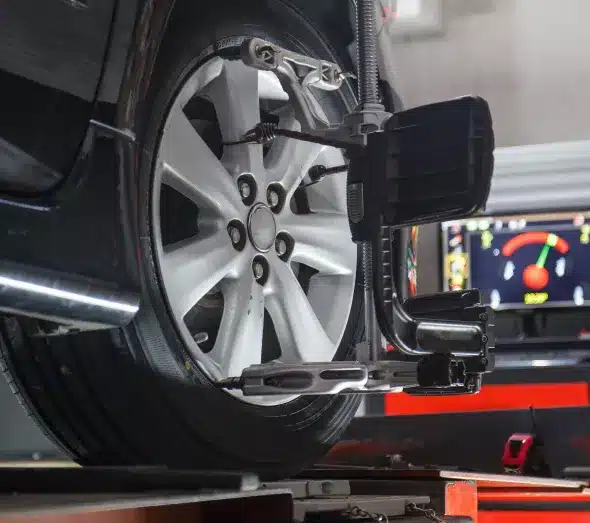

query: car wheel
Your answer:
[0,0,365,476]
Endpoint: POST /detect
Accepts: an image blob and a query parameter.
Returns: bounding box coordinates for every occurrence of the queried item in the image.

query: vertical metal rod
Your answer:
[355,0,379,106]
[363,244,382,360]
[356,0,382,361]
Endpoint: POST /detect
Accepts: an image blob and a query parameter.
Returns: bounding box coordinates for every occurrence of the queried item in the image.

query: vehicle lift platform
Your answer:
[1,462,589,523]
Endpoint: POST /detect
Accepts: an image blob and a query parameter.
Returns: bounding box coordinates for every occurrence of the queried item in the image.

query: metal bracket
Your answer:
[241,37,339,132]
[240,38,390,146]
[219,34,495,399]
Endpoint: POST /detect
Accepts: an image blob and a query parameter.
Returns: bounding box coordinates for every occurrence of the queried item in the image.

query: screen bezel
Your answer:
[441,210,590,311]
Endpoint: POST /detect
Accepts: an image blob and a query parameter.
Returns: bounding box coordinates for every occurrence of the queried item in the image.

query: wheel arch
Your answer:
[140,0,358,106]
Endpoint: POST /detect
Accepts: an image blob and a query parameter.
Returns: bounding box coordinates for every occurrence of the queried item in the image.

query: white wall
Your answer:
[389,0,590,147]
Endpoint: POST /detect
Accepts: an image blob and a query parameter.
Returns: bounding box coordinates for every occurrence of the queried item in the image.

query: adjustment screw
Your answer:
[275,238,287,257]
[228,226,241,245]
[481,335,488,344]
[267,189,280,209]
[239,181,251,200]
[253,262,265,280]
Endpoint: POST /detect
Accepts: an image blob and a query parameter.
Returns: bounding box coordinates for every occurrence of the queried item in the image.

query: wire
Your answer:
[224,122,362,150]
[300,164,349,188]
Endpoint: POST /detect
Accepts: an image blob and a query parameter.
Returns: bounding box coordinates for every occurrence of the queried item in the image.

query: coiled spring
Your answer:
[224,123,277,146]
[253,122,278,144]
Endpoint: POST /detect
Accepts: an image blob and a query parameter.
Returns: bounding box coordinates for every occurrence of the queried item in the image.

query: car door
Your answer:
[0,0,116,192]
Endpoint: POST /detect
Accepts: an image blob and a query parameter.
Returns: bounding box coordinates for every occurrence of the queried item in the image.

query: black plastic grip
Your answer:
[416,321,484,354]
[346,96,495,243]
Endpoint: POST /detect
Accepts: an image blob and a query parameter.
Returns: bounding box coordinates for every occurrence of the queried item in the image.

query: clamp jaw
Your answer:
[216,35,496,398]
[218,290,495,397]
[240,37,391,147]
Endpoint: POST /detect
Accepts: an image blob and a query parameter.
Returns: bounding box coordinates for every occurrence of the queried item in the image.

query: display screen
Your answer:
[442,212,590,310]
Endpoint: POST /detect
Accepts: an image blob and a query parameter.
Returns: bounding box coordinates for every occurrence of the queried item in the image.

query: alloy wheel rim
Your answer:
[151,54,357,405]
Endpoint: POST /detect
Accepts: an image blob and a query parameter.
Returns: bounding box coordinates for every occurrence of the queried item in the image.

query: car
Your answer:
[0,0,404,475]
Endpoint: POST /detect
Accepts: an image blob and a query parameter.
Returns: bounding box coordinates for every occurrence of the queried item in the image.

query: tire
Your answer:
[0,0,364,476]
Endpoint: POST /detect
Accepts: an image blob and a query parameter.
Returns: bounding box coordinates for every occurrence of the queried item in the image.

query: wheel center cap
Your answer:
[247,203,277,252]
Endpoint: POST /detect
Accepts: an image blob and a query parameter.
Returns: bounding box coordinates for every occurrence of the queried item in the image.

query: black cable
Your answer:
[223,123,362,151]
[300,164,349,188]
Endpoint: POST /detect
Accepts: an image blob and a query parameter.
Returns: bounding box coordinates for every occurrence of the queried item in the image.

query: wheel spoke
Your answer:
[210,274,264,376]
[206,60,264,177]
[266,258,336,363]
[282,211,357,275]
[306,274,357,343]
[160,228,241,318]
[265,113,324,196]
[160,105,241,218]
[175,56,224,108]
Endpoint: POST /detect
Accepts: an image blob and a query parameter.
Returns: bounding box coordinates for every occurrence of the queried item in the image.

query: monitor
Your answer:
[441,211,590,310]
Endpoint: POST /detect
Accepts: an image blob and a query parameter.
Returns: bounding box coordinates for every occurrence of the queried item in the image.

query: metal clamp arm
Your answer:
[240,38,390,146]
[240,38,339,133]
[216,361,419,396]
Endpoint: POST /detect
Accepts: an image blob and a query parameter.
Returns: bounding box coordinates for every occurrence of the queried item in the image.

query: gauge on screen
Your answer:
[442,211,590,309]
[501,232,570,291]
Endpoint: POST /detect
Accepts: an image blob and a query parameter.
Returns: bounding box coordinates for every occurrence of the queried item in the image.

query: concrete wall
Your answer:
[390,0,590,147]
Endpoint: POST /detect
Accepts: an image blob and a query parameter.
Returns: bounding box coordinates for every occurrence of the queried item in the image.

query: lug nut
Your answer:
[237,175,256,205]
[253,262,265,280]
[275,238,287,256]
[239,181,251,199]
[229,226,241,244]
[227,220,246,251]
[275,233,293,261]
[267,189,280,209]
